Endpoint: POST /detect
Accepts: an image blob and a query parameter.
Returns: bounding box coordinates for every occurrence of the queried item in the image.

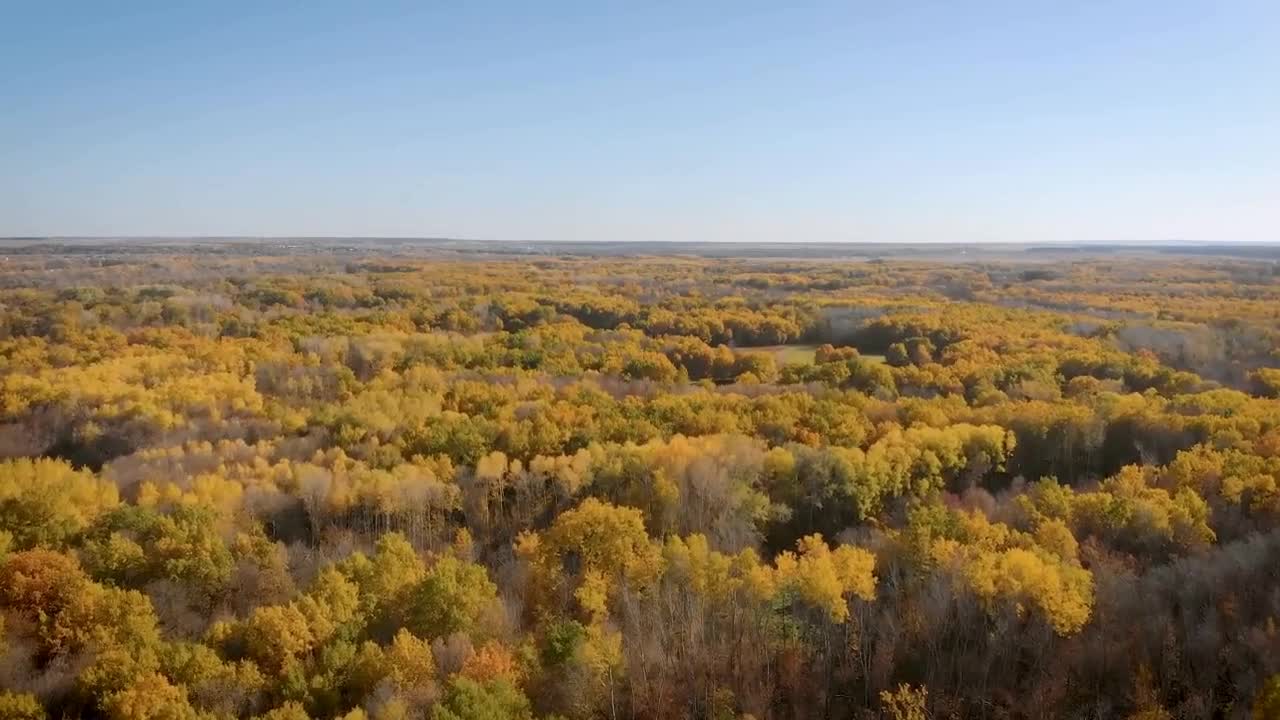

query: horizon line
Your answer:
[3,236,1279,246]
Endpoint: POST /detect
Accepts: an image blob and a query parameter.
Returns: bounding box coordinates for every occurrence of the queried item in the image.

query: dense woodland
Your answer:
[2,246,1280,719]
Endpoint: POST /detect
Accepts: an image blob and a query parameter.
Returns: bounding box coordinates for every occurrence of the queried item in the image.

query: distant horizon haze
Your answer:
[3,236,1278,249]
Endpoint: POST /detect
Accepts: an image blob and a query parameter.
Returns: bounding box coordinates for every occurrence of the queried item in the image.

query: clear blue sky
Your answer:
[3,1,1277,242]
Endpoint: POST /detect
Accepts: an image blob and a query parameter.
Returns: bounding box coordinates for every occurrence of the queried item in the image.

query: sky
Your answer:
[2,1,1278,243]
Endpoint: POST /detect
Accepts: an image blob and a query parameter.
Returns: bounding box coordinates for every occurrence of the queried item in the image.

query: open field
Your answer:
[746,344,822,364]
[746,344,887,365]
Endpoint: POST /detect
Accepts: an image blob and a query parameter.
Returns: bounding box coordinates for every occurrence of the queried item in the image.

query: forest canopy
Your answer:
[1,245,1278,719]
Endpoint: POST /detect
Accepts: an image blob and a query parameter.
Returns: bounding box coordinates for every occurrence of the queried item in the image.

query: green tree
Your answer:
[431,677,532,720]
[407,555,497,640]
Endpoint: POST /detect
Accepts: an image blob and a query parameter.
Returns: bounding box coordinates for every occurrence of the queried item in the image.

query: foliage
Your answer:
[0,250,1277,718]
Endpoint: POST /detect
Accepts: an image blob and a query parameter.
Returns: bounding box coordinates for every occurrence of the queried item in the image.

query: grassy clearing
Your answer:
[743,345,886,366]
[742,344,817,364]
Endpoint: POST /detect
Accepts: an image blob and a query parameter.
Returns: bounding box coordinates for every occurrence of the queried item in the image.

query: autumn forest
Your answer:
[2,242,1279,720]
